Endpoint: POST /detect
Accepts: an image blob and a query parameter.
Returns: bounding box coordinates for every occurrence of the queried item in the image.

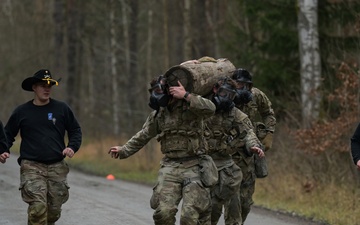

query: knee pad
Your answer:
[153,207,177,225]
[28,202,47,219]
[47,206,61,223]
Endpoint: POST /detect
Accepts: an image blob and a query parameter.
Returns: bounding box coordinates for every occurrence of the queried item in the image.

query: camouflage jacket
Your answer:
[204,107,261,168]
[118,94,215,159]
[235,87,276,134]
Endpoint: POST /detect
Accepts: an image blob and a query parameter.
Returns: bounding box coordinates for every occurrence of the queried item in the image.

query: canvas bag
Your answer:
[198,155,219,187]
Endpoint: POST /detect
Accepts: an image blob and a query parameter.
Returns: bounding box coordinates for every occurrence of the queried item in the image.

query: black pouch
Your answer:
[198,155,219,187]
[254,153,268,178]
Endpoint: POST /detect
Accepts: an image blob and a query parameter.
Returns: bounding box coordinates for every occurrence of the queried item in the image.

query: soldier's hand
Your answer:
[108,146,122,159]
[357,160,360,171]
[63,147,75,158]
[262,132,273,151]
[169,81,187,99]
[0,152,10,164]
[250,146,265,158]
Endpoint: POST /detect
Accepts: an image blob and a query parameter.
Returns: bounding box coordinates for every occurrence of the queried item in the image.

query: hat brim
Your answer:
[236,78,253,84]
[22,77,60,92]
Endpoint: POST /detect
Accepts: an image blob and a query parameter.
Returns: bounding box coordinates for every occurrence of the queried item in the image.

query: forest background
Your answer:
[0,1,359,225]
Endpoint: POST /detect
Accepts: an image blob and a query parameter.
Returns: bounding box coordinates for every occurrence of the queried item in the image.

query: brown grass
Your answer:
[68,137,162,185]
[254,173,360,225]
[252,122,360,225]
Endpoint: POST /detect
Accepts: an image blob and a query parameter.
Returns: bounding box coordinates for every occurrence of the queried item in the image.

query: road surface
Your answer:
[0,156,325,225]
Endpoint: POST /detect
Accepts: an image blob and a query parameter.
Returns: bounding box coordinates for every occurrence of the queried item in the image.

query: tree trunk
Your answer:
[146,4,153,82]
[128,0,138,132]
[205,0,220,57]
[183,0,191,60]
[110,0,120,135]
[121,0,131,77]
[67,0,78,108]
[297,0,321,128]
[119,0,132,133]
[53,0,64,72]
[162,0,169,69]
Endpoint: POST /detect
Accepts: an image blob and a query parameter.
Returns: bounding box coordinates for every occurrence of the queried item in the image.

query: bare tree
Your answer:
[162,0,169,69]
[183,0,192,60]
[121,0,131,77]
[146,1,154,82]
[2,0,14,25]
[205,0,220,57]
[297,0,321,128]
[110,0,120,135]
[53,0,65,72]
[66,0,84,113]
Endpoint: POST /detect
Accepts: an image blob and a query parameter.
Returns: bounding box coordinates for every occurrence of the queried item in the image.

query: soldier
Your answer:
[351,123,360,170]
[0,120,9,163]
[3,69,82,225]
[224,68,276,225]
[203,77,264,225]
[109,75,216,225]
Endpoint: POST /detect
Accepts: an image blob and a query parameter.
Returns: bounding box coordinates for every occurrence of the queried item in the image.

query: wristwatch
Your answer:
[183,92,190,99]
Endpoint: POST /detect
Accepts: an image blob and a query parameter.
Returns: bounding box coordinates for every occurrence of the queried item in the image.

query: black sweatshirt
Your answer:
[5,98,82,165]
[0,121,7,153]
[351,123,360,165]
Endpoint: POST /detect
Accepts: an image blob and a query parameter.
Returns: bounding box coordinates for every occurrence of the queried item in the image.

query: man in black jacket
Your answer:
[3,69,82,225]
[351,123,360,170]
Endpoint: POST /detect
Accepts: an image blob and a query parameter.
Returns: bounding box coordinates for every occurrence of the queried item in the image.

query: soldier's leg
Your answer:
[20,160,48,225]
[210,194,223,225]
[47,160,70,224]
[152,166,182,225]
[239,157,255,224]
[181,165,212,225]
[212,164,242,225]
[240,179,255,223]
[181,181,211,225]
[223,191,242,225]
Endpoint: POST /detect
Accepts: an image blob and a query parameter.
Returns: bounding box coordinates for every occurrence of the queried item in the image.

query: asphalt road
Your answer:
[0,155,325,225]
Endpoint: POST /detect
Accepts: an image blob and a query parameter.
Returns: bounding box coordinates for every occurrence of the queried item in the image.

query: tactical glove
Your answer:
[262,132,273,151]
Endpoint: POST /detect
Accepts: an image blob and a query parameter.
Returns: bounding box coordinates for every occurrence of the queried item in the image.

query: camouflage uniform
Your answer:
[204,106,261,225]
[224,87,276,225]
[116,95,215,225]
[20,160,70,225]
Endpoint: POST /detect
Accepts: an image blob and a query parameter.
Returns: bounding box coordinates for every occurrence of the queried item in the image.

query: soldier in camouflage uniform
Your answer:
[203,77,264,225]
[224,68,276,225]
[109,75,216,225]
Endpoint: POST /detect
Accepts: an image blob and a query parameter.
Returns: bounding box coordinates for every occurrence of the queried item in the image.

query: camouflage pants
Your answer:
[19,159,70,225]
[224,155,255,225]
[210,163,242,225]
[150,159,212,225]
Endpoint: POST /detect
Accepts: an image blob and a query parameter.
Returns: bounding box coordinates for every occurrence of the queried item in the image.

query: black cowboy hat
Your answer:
[22,69,61,91]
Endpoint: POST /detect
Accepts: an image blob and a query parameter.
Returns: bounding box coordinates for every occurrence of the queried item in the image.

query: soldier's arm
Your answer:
[186,94,216,117]
[254,88,276,133]
[168,80,215,117]
[233,109,262,156]
[111,111,159,159]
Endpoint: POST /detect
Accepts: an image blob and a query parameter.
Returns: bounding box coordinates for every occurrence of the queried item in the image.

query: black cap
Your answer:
[232,68,252,84]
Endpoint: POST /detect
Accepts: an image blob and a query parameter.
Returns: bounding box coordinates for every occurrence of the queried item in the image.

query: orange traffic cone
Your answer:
[106,174,115,180]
